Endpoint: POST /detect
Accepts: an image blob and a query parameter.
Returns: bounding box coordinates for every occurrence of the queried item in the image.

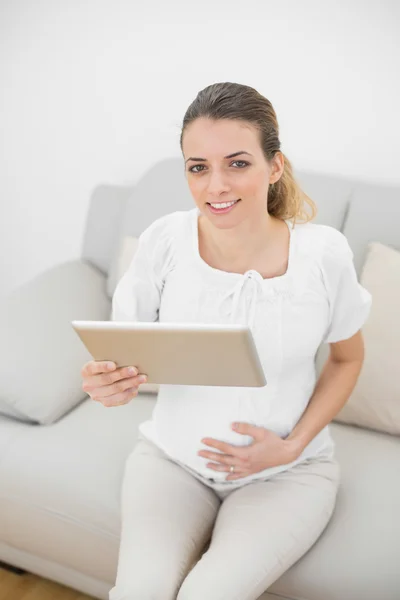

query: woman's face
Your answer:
[182,117,283,229]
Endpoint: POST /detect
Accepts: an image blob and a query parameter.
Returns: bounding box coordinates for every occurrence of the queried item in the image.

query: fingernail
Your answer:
[128,367,137,375]
[139,375,147,383]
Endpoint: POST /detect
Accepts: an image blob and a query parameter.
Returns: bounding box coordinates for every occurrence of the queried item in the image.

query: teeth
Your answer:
[210,200,237,209]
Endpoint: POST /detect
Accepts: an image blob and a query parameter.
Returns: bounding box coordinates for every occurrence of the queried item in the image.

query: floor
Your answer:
[0,563,95,600]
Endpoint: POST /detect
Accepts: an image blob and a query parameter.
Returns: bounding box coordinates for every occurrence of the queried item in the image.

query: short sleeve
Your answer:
[320,229,372,344]
[111,215,175,322]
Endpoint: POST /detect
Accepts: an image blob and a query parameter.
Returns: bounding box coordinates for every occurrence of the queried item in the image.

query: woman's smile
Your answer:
[207,199,241,214]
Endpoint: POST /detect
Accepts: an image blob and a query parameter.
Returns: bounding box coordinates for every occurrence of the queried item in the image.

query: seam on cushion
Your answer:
[0,495,119,541]
[263,593,306,600]
[0,538,113,592]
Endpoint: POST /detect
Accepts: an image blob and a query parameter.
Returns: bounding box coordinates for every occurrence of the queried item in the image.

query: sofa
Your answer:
[0,158,399,600]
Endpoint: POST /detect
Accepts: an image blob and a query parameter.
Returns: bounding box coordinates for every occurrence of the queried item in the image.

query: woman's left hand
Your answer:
[197,422,300,481]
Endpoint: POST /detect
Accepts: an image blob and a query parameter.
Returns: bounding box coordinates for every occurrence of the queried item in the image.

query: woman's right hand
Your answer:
[81,361,148,407]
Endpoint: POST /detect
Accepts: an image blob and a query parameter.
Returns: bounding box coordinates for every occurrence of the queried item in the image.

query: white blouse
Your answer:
[112,207,372,484]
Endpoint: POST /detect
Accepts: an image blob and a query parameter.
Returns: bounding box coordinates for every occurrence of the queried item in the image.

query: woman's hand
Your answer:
[197,422,301,481]
[81,361,148,407]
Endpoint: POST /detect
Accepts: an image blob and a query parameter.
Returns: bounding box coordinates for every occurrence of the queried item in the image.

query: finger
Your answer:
[100,387,140,407]
[232,422,265,439]
[99,366,139,388]
[206,462,247,475]
[83,366,139,392]
[201,438,247,459]
[82,360,116,377]
[91,374,146,400]
[198,450,248,468]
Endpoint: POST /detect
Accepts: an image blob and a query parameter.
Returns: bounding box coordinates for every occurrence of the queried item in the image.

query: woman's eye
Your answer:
[188,160,249,173]
[188,164,205,173]
[231,160,249,168]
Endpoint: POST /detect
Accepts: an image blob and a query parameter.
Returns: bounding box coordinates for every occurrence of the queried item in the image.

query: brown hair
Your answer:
[180,82,316,225]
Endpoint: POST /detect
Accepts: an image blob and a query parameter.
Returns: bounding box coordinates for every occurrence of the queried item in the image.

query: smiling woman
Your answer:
[178,85,317,274]
[100,81,372,600]
[181,83,316,226]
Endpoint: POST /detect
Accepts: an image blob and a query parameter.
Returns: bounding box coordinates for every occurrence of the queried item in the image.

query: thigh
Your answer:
[109,437,220,600]
[177,456,340,600]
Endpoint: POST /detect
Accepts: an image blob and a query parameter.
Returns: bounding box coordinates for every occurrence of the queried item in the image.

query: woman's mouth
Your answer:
[206,199,241,214]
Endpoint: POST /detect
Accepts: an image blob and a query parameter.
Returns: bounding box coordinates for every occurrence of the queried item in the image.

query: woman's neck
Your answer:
[198,210,282,266]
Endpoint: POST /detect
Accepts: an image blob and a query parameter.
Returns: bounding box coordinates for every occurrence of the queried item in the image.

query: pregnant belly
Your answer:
[151,384,284,470]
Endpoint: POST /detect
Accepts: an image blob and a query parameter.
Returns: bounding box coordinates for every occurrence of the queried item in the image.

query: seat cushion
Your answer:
[0,394,156,584]
[1,400,399,599]
[267,422,400,600]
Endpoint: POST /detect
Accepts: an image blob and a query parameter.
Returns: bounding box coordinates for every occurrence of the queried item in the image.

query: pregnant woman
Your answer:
[81,81,372,600]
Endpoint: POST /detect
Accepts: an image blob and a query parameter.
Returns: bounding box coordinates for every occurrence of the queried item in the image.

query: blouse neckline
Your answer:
[190,207,296,286]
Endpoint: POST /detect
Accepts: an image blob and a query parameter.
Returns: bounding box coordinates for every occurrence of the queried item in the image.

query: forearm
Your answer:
[285,355,363,460]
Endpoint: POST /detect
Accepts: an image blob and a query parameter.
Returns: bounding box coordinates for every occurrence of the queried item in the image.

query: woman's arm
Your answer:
[285,330,365,459]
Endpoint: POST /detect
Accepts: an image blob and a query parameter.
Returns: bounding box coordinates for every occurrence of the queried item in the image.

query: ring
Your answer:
[229,465,235,473]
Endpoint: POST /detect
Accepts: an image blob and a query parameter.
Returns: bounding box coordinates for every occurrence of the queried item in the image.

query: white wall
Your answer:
[1,0,399,297]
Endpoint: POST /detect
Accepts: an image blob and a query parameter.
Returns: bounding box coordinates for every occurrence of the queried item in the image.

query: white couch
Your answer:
[1,159,399,600]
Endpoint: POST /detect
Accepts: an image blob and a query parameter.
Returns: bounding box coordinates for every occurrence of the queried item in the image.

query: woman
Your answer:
[81,82,372,600]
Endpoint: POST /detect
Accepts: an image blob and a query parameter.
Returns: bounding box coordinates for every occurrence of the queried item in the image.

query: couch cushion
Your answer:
[267,421,400,599]
[1,397,399,599]
[0,260,111,424]
[0,394,156,585]
[81,183,132,278]
[333,242,400,435]
[293,169,353,230]
[342,181,400,277]
[107,235,140,298]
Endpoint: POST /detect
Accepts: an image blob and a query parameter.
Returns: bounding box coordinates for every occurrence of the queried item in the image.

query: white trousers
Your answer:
[109,435,340,600]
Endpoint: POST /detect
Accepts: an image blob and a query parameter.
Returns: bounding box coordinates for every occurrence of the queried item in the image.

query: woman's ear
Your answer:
[269,152,285,184]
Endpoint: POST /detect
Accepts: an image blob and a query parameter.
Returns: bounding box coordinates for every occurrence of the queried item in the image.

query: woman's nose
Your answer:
[206,170,231,195]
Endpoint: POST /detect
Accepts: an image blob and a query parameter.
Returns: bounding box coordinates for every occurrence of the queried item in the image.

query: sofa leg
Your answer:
[0,560,26,575]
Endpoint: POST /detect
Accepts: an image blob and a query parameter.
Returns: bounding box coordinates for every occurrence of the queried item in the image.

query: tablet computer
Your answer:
[71,320,267,388]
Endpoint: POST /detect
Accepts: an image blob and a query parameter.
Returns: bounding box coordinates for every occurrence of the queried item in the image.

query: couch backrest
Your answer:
[80,158,399,278]
[342,181,399,274]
